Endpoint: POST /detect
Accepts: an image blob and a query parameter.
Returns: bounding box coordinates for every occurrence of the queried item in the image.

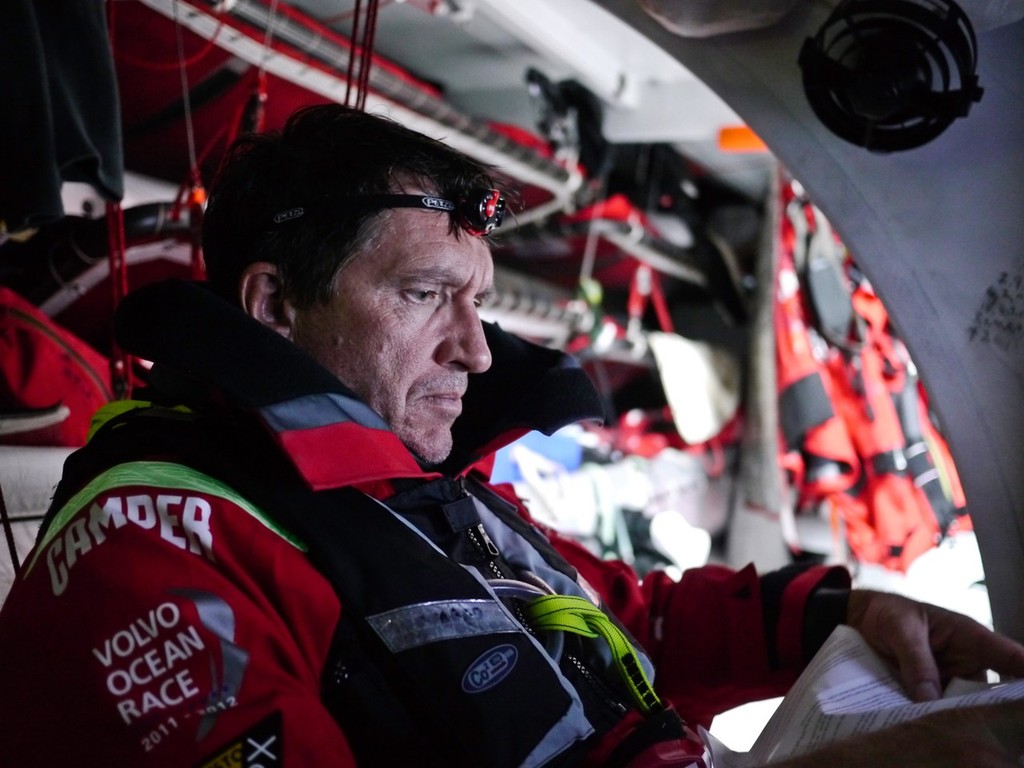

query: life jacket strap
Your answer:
[868,448,908,476]
[526,594,664,716]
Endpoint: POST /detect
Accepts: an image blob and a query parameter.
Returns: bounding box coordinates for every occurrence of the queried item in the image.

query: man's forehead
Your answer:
[352,209,494,282]
[380,206,494,251]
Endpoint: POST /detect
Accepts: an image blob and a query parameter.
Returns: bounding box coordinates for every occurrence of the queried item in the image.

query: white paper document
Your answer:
[701,625,1024,767]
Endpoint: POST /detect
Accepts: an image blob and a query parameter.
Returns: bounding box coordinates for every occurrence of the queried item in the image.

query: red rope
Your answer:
[321,0,394,24]
[358,0,380,111]
[345,0,380,110]
[345,0,364,107]
[649,272,675,333]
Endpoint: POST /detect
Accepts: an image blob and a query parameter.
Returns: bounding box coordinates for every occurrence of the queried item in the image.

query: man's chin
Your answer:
[400,430,454,467]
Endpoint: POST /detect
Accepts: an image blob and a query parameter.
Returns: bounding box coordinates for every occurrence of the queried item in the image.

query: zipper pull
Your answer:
[475,523,500,558]
[449,475,499,558]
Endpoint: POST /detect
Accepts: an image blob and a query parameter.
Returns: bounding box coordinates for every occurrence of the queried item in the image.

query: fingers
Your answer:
[847,590,941,700]
[889,607,942,701]
[847,589,1024,701]
[978,632,1024,680]
[923,602,1024,680]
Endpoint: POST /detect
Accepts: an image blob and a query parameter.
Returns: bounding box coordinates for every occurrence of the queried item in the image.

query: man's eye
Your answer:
[407,289,439,303]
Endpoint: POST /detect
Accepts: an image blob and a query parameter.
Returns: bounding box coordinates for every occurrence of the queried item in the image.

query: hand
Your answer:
[846,589,1024,701]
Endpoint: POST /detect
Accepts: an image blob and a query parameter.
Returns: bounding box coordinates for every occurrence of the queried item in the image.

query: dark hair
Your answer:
[202,104,503,307]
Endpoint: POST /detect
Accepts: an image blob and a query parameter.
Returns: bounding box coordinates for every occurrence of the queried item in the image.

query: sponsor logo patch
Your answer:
[45,493,215,596]
[461,644,518,694]
[195,712,282,768]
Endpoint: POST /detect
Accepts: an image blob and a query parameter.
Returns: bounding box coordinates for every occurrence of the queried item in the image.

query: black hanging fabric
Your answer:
[0,0,124,234]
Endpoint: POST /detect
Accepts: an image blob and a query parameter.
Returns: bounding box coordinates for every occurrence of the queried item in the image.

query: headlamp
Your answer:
[271,188,506,236]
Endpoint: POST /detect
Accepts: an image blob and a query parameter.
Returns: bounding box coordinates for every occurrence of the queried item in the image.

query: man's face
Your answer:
[289,209,495,464]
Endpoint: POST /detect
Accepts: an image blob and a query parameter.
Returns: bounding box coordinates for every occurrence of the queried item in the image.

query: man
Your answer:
[0,104,1022,766]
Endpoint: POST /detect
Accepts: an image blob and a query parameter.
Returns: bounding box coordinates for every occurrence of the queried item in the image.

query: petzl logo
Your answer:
[420,196,455,211]
[272,207,305,223]
[461,644,518,694]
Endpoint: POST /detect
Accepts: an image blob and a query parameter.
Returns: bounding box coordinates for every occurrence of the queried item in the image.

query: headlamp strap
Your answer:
[270,189,505,236]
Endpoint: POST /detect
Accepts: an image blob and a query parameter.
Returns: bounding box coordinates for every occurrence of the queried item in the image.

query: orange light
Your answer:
[718,125,769,153]
[188,186,208,206]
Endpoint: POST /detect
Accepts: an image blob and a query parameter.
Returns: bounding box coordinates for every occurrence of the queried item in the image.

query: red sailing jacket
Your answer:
[0,279,849,766]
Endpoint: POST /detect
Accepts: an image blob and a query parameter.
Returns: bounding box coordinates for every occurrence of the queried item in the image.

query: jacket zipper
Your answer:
[566,652,629,717]
[454,475,503,580]
[458,478,632,719]
[466,514,505,581]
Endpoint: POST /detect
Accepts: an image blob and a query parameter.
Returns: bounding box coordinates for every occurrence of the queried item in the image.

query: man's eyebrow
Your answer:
[397,266,495,300]
[400,265,465,284]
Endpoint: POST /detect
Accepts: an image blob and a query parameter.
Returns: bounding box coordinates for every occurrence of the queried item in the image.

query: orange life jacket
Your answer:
[774,191,969,571]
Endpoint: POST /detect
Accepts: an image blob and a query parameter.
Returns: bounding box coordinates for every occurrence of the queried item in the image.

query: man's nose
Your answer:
[439,304,492,373]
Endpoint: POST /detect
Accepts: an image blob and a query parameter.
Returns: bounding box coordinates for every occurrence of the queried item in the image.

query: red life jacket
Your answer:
[774,191,969,571]
[774,198,859,504]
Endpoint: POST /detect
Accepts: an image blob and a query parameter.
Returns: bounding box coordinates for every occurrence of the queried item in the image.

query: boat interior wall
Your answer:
[599,0,1024,639]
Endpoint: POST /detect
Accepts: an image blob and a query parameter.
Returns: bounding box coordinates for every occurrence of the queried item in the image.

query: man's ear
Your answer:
[239,262,297,339]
